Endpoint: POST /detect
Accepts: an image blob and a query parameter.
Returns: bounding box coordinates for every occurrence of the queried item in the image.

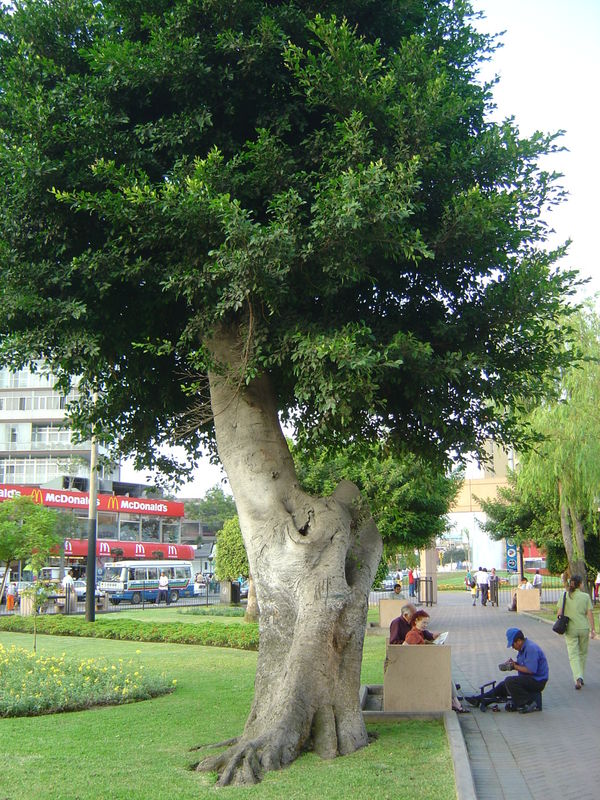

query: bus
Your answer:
[99,560,194,605]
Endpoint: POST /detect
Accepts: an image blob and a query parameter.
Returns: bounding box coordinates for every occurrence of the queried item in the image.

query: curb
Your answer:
[444,711,477,800]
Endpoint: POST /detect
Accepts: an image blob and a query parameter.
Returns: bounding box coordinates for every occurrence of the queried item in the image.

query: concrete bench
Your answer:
[383,641,452,713]
[378,598,405,630]
[516,590,540,612]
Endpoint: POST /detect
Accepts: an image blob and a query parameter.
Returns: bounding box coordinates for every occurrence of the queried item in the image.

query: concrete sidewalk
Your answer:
[430,592,600,800]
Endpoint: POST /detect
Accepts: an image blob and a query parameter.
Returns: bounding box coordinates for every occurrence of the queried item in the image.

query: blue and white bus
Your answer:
[99,560,194,605]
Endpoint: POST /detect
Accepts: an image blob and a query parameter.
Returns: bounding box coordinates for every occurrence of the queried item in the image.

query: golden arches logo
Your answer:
[107,495,119,512]
[31,488,43,505]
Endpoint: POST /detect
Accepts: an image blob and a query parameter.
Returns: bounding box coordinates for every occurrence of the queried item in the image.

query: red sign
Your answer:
[0,484,184,517]
[64,538,195,560]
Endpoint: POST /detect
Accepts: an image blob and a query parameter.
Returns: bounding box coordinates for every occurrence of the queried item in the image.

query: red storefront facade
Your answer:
[0,484,190,566]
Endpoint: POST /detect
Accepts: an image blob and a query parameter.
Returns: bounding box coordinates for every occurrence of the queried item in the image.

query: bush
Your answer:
[177,606,246,617]
[0,615,259,650]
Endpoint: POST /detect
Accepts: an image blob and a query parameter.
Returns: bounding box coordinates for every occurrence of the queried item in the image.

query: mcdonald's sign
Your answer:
[0,484,184,517]
[98,541,111,556]
[135,543,146,556]
[167,545,178,558]
[31,488,43,505]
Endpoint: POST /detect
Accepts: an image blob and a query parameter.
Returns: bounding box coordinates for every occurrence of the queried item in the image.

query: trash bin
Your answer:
[231,581,241,604]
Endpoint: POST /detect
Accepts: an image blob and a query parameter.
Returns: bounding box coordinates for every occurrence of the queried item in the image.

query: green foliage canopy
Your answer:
[183,486,237,535]
[293,441,460,554]
[0,0,577,477]
[480,308,600,578]
[215,516,249,581]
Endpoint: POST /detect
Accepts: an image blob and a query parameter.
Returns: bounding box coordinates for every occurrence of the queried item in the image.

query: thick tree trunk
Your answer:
[196,327,382,786]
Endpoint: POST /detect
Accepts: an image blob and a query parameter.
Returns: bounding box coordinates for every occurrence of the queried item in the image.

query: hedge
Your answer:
[0,614,259,650]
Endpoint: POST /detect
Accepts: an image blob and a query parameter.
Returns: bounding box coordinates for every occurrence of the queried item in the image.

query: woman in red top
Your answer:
[404,610,431,644]
[404,610,468,713]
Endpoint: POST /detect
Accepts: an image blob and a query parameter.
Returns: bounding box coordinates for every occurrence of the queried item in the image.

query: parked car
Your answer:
[72,580,103,603]
[379,573,400,591]
[239,580,249,599]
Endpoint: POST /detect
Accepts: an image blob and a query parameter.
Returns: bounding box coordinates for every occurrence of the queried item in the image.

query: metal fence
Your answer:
[0,581,225,617]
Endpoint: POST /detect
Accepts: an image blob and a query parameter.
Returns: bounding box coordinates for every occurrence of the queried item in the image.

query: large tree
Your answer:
[0,0,577,784]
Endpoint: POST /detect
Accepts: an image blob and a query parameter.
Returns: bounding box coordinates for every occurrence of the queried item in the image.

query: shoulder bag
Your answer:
[552,592,569,634]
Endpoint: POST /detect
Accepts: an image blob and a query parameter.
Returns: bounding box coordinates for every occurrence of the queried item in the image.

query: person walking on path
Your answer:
[477,566,490,606]
[557,574,596,690]
[465,627,548,714]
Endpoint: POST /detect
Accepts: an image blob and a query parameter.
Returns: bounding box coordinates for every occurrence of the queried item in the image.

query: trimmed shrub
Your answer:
[0,614,259,650]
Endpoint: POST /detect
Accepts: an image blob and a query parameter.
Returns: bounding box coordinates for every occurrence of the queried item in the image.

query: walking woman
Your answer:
[557,575,596,689]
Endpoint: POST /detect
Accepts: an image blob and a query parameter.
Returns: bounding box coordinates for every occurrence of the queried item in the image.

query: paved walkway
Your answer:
[428,592,600,800]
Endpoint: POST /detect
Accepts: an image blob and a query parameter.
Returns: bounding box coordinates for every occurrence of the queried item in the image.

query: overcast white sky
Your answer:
[123,1,600,497]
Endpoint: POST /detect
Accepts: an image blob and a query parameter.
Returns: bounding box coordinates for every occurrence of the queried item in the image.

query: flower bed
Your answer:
[0,643,174,717]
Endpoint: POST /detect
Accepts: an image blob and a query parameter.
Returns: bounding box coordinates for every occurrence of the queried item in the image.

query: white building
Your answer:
[0,364,118,487]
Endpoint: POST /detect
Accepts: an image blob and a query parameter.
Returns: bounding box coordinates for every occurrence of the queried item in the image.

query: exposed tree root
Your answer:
[188,736,239,752]
[195,732,293,786]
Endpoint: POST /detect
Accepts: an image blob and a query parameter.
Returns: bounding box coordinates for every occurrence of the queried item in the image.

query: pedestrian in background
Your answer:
[557,574,596,690]
[477,566,489,606]
[157,570,169,605]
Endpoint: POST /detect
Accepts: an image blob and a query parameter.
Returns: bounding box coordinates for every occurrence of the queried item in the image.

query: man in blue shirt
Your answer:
[466,627,548,714]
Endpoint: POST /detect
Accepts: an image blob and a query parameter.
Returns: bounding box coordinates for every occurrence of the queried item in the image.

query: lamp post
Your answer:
[85,429,98,622]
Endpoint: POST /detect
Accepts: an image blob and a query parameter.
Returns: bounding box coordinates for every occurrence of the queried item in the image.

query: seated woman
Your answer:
[404,610,432,645]
[404,610,468,713]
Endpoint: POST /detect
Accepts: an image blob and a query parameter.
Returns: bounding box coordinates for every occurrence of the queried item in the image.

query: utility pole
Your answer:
[85,426,98,622]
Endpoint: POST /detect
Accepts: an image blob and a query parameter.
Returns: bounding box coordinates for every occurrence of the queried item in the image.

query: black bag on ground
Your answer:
[553,592,569,634]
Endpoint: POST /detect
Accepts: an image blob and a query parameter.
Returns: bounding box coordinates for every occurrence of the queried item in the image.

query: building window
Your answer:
[141,516,160,542]
[119,519,140,542]
[98,512,118,540]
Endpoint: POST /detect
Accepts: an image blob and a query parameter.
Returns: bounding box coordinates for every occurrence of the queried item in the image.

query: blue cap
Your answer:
[506,627,522,647]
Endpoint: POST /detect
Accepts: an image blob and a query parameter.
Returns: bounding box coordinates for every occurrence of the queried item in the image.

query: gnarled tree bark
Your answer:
[195,327,382,785]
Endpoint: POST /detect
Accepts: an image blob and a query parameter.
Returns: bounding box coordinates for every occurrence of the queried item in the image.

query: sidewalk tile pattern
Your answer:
[424,592,600,800]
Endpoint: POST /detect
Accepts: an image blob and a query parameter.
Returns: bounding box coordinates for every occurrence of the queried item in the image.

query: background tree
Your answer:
[0,497,62,650]
[0,0,578,784]
[214,515,258,621]
[215,516,249,581]
[184,486,237,538]
[480,309,600,587]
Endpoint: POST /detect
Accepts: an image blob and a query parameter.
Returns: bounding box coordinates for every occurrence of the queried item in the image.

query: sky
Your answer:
[122,0,600,498]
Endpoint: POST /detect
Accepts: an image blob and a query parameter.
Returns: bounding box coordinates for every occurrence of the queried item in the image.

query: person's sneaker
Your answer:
[575,678,583,690]
[465,695,480,707]
[518,701,538,714]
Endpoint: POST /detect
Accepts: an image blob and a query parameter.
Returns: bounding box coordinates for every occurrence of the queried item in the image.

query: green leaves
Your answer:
[0,0,580,475]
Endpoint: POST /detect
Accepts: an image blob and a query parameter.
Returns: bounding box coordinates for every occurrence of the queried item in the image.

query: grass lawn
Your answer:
[0,629,455,800]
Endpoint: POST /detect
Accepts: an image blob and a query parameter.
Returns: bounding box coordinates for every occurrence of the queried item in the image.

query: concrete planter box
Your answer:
[516,590,540,612]
[378,598,405,629]
[383,642,451,713]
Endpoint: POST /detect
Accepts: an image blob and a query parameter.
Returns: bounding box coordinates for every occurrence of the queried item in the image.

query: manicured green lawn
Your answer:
[0,629,455,800]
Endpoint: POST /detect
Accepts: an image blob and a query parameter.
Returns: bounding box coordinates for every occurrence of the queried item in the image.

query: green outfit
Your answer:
[558,589,593,682]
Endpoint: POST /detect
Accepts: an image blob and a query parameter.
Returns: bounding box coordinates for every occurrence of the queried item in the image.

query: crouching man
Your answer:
[466,627,548,714]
